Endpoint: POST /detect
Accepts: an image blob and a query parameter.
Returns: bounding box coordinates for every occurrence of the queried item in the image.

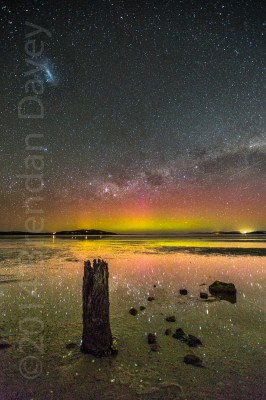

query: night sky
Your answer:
[1,0,266,233]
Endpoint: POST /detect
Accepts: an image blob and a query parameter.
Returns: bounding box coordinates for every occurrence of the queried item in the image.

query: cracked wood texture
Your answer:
[81,259,113,356]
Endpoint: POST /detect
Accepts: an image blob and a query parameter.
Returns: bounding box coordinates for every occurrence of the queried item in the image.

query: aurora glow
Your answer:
[1,0,265,233]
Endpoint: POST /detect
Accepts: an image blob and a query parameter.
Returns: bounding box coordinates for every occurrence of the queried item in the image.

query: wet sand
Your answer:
[0,236,265,399]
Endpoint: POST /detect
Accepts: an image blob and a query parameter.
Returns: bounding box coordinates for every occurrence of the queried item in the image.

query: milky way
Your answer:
[0,0,265,232]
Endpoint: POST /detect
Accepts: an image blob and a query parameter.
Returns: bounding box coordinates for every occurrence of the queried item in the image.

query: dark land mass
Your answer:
[212,231,242,234]
[55,229,117,236]
[0,230,117,236]
[152,246,266,256]
[213,231,266,235]
[246,231,266,235]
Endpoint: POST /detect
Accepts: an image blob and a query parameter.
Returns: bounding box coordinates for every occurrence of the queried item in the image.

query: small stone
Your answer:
[172,328,187,341]
[187,334,202,347]
[129,308,138,316]
[147,296,155,302]
[147,333,156,344]
[183,354,203,367]
[154,284,156,287]
[179,289,188,295]
[0,343,11,350]
[200,292,208,299]
[65,342,77,350]
[165,316,176,322]
[140,306,146,311]
[150,343,159,352]
[165,328,172,336]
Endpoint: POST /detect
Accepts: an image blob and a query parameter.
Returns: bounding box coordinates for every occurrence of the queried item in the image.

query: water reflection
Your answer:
[0,236,265,400]
[209,291,237,304]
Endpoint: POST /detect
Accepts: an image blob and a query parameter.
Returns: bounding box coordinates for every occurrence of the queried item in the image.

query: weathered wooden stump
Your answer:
[81,258,116,357]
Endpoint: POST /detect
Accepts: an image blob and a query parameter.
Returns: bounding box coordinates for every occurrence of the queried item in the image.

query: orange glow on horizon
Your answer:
[2,181,265,233]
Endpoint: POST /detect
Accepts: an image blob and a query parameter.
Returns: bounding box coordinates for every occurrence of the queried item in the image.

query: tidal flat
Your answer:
[0,235,265,400]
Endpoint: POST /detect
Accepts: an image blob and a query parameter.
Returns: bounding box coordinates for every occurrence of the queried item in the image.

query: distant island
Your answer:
[212,231,266,235]
[0,229,117,236]
[54,229,117,236]
[0,230,265,236]
[246,231,266,235]
[212,231,242,235]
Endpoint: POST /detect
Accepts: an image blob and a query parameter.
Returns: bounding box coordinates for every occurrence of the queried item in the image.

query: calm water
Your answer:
[0,235,265,400]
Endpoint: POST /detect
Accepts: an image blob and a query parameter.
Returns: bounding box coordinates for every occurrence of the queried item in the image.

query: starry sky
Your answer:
[1,0,266,233]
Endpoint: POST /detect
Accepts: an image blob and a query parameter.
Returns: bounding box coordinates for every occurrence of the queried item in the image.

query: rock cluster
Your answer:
[172,328,202,347]
[132,281,237,367]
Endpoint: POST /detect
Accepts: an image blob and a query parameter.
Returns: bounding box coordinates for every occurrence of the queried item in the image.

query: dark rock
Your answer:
[165,328,172,336]
[165,316,176,322]
[179,289,188,295]
[129,307,138,316]
[213,292,236,304]
[140,306,146,311]
[147,296,155,302]
[184,354,203,367]
[147,333,157,344]
[154,284,156,287]
[0,343,11,350]
[209,281,236,295]
[187,334,202,348]
[209,281,237,304]
[187,335,202,347]
[200,292,208,299]
[65,342,77,350]
[172,328,187,341]
[150,343,159,352]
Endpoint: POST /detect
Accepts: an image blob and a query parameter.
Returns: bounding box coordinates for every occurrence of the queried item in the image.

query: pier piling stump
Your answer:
[81,258,115,356]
